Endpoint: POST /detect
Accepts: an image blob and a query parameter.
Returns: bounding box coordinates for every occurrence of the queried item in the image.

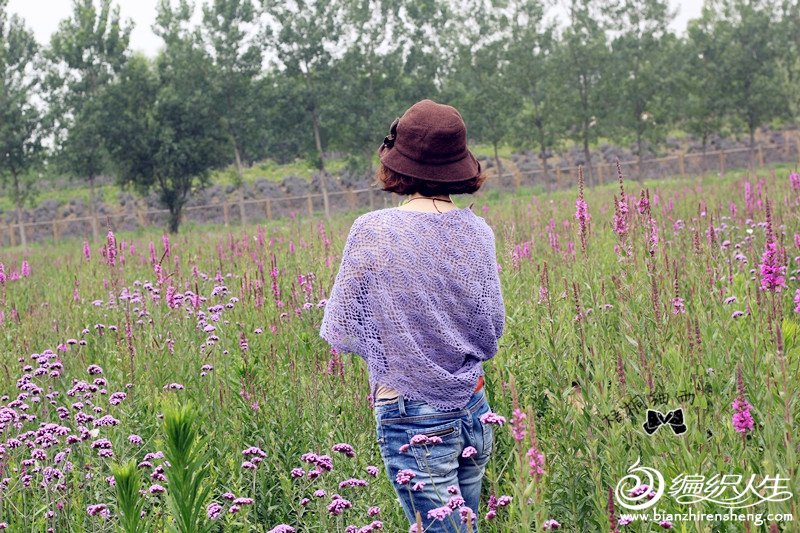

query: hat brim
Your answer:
[379,144,481,183]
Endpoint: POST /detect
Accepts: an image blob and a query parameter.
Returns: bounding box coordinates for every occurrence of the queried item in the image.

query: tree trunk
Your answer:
[537,122,549,184]
[636,130,644,183]
[89,175,99,240]
[310,105,330,220]
[749,125,756,171]
[234,144,246,226]
[493,141,503,182]
[12,171,27,250]
[582,129,593,187]
[168,204,182,234]
[701,134,708,174]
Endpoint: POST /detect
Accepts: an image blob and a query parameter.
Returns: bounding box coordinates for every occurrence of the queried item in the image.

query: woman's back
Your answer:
[319,205,505,411]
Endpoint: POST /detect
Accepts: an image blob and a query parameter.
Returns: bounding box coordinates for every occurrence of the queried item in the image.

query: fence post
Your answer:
[307,195,314,216]
[265,198,272,220]
[239,189,246,227]
[757,145,764,167]
[52,220,58,241]
[556,167,562,189]
[784,130,791,158]
[796,138,800,165]
[679,153,685,176]
[223,203,230,226]
[719,151,725,175]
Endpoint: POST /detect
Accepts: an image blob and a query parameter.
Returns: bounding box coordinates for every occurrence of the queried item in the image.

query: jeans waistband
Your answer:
[374,388,487,418]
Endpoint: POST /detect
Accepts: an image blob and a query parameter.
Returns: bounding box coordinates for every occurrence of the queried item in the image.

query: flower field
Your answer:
[0,166,798,532]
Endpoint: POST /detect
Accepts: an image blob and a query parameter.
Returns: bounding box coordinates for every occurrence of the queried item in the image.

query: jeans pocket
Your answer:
[405,419,462,477]
[482,421,494,456]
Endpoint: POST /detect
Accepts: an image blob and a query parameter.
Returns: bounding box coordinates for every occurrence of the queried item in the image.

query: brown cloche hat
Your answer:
[378,99,481,182]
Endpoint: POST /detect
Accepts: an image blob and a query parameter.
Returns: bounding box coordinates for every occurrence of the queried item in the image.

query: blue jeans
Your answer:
[374,389,493,532]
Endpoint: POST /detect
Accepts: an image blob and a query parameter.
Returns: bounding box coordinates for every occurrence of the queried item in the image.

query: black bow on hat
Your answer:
[382,117,400,150]
[642,408,687,435]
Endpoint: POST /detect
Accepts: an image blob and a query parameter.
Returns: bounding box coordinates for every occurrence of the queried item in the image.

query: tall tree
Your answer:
[683,15,729,170]
[608,0,677,179]
[263,0,347,219]
[202,0,263,223]
[47,0,131,239]
[0,4,44,250]
[701,0,786,165]
[330,0,405,172]
[503,0,560,183]
[98,1,228,233]
[555,0,612,186]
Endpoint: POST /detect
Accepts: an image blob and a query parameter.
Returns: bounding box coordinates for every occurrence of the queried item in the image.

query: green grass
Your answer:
[0,164,797,531]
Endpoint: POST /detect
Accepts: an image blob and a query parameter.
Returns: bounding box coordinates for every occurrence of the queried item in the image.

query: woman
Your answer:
[319,99,505,532]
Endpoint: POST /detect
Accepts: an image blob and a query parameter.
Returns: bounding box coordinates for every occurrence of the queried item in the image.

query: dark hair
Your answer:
[374,163,487,196]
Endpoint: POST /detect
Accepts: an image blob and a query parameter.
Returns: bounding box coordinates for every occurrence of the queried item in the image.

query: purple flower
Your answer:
[427,505,453,521]
[206,502,222,520]
[327,494,353,516]
[510,408,527,442]
[149,484,166,494]
[458,506,476,525]
[87,504,109,517]
[542,518,561,530]
[233,497,254,505]
[619,514,635,525]
[479,412,506,426]
[732,366,755,434]
[87,365,103,375]
[628,484,649,497]
[366,465,379,477]
[332,443,356,457]
[368,506,380,517]
[396,469,416,485]
[291,468,304,478]
[267,526,296,533]
[412,481,425,491]
[313,489,327,498]
[527,446,545,477]
[794,288,800,315]
[447,495,465,509]
[461,446,477,458]
[659,520,673,529]
[241,461,257,470]
[339,478,368,488]
[128,434,143,445]
[790,171,800,191]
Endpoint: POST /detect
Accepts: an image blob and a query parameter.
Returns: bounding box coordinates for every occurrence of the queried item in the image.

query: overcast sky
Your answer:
[7,0,705,58]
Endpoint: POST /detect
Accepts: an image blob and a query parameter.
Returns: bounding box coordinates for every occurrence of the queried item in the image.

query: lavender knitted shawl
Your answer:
[319,206,505,411]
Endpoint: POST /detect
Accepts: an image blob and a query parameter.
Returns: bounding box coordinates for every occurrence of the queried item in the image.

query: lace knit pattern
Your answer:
[319,205,505,411]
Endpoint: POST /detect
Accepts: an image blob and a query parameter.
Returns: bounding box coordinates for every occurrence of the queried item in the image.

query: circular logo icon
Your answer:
[614,457,665,510]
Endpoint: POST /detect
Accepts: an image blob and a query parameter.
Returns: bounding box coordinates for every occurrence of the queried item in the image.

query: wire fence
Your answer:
[2,132,798,248]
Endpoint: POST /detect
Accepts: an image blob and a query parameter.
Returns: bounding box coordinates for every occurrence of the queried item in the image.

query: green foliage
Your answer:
[0,1,45,247]
[46,0,131,183]
[97,2,229,233]
[111,460,148,533]
[162,401,212,533]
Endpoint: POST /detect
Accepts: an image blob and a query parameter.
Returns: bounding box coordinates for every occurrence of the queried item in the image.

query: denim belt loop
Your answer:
[397,394,407,417]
